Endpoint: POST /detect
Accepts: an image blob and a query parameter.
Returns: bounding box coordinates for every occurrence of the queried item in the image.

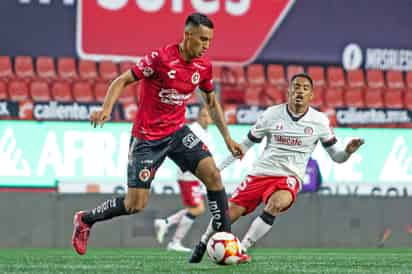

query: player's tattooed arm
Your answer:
[90,70,137,128]
[201,91,244,158]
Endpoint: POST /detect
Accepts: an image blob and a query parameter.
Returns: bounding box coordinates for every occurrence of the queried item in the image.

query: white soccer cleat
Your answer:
[167,241,192,252]
[154,218,168,244]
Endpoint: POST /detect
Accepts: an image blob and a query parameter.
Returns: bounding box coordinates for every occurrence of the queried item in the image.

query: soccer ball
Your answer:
[206,232,243,265]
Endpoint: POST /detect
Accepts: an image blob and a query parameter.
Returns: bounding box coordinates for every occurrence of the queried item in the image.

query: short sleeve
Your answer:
[320,117,337,147]
[131,50,160,80]
[199,64,213,93]
[248,110,268,143]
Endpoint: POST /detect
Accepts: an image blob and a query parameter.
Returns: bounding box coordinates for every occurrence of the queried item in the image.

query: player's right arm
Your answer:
[91,70,136,128]
[218,110,268,171]
[91,50,160,128]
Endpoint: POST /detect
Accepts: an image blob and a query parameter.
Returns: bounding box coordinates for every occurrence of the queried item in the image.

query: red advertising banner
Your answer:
[77,0,295,65]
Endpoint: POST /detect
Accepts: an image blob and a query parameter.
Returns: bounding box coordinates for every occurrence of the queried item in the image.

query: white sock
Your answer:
[166,209,188,227]
[241,216,272,251]
[172,213,196,243]
[200,219,215,244]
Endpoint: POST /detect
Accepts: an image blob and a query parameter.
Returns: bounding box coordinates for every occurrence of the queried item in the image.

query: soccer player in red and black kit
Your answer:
[71,13,243,256]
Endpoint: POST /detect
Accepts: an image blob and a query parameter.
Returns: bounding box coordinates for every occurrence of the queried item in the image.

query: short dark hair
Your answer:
[290,73,313,87]
[185,13,214,29]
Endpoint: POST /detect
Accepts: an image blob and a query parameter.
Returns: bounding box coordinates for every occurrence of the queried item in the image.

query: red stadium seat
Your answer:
[220,66,237,86]
[264,85,285,104]
[99,61,119,82]
[406,71,412,88]
[386,71,404,89]
[344,88,364,108]
[15,56,35,79]
[230,66,246,86]
[311,87,324,108]
[8,80,29,101]
[30,80,51,101]
[245,86,262,105]
[247,64,265,86]
[79,60,98,80]
[0,80,8,99]
[286,65,304,82]
[324,88,344,108]
[364,89,384,108]
[120,61,135,73]
[94,81,108,102]
[267,64,286,87]
[72,81,94,102]
[212,65,222,83]
[57,57,78,80]
[327,66,345,88]
[346,69,365,88]
[36,56,56,79]
[220,86,244,104]
[307,66,326,87]
[118,82,137,103]
[366,69,385,89]
[384,88,403,108]
[0,56,14,79]
[404,90,412,109]
[51,81,72,101]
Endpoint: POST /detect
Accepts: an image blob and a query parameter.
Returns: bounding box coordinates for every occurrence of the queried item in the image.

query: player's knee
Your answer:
[205,168,222,187]
[266,199,287,215]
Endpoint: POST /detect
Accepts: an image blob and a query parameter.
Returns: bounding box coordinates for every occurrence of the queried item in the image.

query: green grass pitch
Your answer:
[1,248,411,274]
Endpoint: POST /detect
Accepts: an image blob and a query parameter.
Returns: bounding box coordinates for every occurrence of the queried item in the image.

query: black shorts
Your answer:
[127,126,212,188]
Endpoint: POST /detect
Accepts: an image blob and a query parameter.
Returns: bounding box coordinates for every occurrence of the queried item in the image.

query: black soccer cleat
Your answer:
[188,242,207,263]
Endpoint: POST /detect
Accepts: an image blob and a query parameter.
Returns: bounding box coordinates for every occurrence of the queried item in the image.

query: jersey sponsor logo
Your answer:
[273,134,302,146]
[169,59,179,66]
[158,88,191,105]
[286,177,297,189]
[142,66,154,77]
[182,133,200,149]
[191,71,200,84]
[78,0,295,64]
[193,62,206,70]
[304,126,314,135]
[167,69,176,79]
[138,167,151,182]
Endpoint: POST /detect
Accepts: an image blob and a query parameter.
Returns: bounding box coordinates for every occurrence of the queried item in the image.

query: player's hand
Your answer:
[225,138,244,159]
[90,108,111,128]
[345,138,364,154]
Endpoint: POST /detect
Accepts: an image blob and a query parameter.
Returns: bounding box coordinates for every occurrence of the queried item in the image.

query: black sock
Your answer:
[82,197,129,226]
[206,189,231,232]
[260,210,276,225]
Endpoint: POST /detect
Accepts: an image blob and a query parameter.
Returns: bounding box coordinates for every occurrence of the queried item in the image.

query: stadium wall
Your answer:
[1,193,411,248]
[1,0,411,68]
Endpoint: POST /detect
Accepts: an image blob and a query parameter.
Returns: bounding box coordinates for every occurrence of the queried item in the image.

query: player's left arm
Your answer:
[324,138,364,163]
[200,91,243,158]
[319,114,364,163]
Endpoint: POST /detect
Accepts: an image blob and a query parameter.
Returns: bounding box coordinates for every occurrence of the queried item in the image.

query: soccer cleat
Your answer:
[71,211,91,255]
[167,241,192,252]
[154,219,168,244]
[237,253,252,264]
[188,242,207,263]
